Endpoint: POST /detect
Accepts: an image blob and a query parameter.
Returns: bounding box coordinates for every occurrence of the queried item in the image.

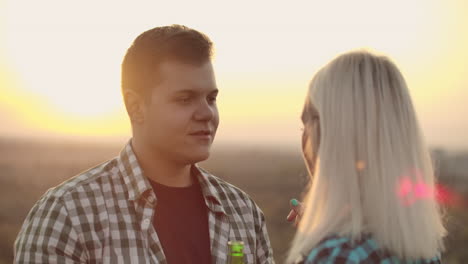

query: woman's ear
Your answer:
[123,90,145,124]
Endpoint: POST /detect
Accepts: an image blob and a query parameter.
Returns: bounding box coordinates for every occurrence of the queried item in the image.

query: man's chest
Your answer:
[79,200,257,263]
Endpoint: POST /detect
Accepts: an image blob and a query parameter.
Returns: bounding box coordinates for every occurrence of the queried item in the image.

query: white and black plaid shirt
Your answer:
[15,142,274,263]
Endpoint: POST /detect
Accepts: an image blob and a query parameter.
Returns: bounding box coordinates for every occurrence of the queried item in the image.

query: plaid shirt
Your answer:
[15,141,274,264]
[297,235,441,264]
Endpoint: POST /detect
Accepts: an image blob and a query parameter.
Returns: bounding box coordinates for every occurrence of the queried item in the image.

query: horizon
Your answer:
[1,133,467,154]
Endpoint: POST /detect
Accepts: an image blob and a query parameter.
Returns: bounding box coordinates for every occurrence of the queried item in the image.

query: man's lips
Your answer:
[189,130,213,136]
[189,130,213,142]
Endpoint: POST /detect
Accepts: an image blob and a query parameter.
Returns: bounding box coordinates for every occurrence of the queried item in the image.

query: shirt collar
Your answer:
[117,140,153,202]
[117,140,227,216]
[194,165,227,216]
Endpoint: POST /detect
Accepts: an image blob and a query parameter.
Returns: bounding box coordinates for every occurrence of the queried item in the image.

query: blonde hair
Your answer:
[287,50,445,263]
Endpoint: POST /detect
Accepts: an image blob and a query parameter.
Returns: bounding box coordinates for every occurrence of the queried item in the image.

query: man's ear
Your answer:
[123,90,145,124]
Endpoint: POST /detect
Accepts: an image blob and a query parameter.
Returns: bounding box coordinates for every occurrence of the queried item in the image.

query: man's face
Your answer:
[141,60,219,164]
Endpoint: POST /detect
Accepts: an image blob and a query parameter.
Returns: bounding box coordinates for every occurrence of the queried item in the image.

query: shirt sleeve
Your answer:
[252,201,275,264]
[14,192,86,263]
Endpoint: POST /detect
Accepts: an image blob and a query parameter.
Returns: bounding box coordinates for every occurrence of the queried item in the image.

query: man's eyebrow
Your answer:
[172,89,197,96]
[173,88,219,95]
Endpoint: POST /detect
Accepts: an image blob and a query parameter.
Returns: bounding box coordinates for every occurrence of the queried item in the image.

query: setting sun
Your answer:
[1,0,467,148]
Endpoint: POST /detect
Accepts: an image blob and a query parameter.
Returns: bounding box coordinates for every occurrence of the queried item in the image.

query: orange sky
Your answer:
[1,0,467,150]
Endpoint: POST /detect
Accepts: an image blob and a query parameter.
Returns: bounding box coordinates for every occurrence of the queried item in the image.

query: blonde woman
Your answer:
[287,50,445,263]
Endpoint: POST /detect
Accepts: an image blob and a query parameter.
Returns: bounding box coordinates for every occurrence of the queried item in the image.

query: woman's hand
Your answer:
[286,199,303,227]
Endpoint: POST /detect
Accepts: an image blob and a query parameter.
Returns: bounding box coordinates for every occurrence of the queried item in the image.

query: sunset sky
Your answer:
[1,0,467,149]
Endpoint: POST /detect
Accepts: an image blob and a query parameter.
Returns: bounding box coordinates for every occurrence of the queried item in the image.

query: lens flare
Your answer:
[397,168,467,208]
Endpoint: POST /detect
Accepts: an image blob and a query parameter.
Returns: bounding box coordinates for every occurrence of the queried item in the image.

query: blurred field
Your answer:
[0,138,467,263]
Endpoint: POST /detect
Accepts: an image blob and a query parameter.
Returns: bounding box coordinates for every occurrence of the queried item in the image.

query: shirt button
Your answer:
[142,219,151,229]
[147,196,155,204]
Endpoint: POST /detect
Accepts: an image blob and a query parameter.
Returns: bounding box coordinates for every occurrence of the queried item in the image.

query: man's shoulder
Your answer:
[197,166,269,219]
[198,166,253,201]
[44,157,119,201]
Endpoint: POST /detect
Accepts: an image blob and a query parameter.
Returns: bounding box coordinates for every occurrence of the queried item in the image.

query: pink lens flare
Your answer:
[434,183,465,207]
[397,177,436,206]
[396,168,466,208]
[414,182,434,199]
[397,178,413,197]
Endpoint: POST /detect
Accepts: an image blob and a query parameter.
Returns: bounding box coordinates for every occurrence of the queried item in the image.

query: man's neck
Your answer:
[131,138,193,188]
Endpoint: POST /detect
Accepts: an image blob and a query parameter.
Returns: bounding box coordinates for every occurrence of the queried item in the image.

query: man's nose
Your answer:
[193,100,215,121]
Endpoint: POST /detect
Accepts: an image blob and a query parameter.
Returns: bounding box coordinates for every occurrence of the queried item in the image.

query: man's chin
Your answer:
[191,152,211,163]
[183,147,211,164]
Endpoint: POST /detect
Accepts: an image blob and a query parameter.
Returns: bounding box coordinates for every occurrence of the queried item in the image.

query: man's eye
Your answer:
[178,97,191,103]
[208,96,217,103]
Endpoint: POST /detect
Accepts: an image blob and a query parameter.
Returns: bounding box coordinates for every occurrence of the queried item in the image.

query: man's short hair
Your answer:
[121,24,213,95]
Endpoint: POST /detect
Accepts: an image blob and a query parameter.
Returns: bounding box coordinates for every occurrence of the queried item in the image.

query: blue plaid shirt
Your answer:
[299,235,441,264]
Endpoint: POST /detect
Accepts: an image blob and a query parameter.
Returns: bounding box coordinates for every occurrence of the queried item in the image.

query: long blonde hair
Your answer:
[287,50,445,263]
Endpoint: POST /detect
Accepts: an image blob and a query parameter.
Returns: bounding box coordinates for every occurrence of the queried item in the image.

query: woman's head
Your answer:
[301,50,418,175]
[290,50,445,262]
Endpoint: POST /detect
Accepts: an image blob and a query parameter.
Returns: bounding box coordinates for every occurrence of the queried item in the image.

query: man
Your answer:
[15,25,274,263]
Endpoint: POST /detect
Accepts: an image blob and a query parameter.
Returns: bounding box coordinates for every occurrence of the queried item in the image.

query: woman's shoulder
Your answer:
[301,235,441,264]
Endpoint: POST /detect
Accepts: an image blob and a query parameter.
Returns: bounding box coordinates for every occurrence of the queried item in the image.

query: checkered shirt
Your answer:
[297,235,441,264]
[14,141,274,263]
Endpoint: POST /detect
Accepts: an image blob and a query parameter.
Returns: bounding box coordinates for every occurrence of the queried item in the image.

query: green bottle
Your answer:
[227,241,245,264]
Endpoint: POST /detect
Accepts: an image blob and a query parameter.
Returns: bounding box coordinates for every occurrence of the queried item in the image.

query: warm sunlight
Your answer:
[3,3,468,263]
[2,0,467,147]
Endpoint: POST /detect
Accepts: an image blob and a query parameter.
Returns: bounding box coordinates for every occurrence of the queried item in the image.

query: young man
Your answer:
[15,25,274,263]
